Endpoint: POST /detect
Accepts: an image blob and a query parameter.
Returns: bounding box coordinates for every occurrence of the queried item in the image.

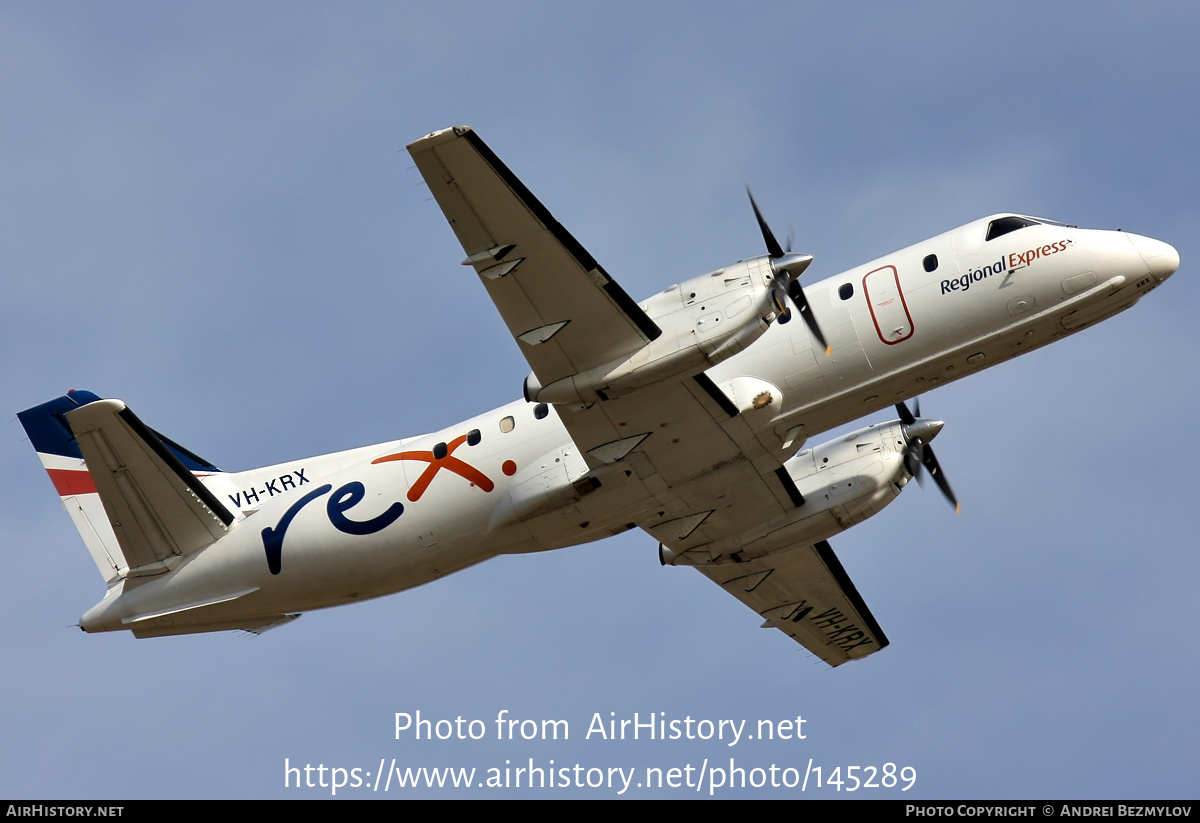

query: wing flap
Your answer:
[408,126,660,389]
[695,540,889,666]
[66,400,233,576]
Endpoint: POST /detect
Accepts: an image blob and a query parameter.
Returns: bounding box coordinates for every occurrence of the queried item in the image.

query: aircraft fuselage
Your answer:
[73,215,1177,637]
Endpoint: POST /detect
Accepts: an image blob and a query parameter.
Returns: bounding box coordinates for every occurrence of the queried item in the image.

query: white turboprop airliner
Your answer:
[19,126,1179,666]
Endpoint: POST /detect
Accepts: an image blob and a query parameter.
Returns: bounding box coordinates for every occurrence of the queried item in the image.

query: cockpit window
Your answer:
[986,216,1040,241]
[1030,217,1078,229]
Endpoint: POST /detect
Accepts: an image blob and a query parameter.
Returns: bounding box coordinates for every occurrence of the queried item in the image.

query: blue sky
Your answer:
[2,2,1197,798]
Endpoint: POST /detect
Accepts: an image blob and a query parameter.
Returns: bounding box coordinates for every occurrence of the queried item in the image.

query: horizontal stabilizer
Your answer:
[120,586,260,625]
[130,613,302,639]
[66,399,233,577]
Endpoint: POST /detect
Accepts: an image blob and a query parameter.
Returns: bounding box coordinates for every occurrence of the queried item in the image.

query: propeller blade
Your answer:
[770,278,792,324]
[746,187,785,259]
[922,444,960,513]
[787,279,830,356]
[903,439,922,478]
[894,401,916,426]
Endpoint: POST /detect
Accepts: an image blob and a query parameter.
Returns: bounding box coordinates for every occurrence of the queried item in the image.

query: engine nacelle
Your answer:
[663,420,913,566]
[524,258,782,404]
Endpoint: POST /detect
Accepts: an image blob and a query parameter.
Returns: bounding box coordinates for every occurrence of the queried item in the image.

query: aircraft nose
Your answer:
[1128,233,1180,282]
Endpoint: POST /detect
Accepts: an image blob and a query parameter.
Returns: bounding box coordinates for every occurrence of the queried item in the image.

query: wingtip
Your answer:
[406,125,471,152]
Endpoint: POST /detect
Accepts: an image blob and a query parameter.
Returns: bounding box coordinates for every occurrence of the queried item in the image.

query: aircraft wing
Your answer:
[694,540,889,666]
[562,377,891,665]
[411,126,887,665]
[407,126,661,393]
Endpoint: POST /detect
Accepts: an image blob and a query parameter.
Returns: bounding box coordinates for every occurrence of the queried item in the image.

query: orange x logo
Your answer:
[371,434,494,502]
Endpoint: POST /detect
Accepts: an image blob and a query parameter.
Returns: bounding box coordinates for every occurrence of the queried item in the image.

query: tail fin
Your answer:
[18,390,233,584]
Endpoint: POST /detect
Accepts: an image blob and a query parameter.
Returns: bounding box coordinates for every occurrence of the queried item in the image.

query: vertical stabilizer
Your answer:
[18,391,231,584]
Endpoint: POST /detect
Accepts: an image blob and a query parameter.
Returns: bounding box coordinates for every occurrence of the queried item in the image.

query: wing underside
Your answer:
[694,540,889,666]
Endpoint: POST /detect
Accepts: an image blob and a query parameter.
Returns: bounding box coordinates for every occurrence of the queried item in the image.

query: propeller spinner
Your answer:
[746,187,830,355]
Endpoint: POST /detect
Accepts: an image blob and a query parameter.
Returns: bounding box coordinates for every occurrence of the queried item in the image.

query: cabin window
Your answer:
[467,429,481,446]
[432,442,448,459]
[499,416,515,433]
[986,216,1040,241]
[838,283,854,300]
[534,403,549,420]
[923,254,938,272]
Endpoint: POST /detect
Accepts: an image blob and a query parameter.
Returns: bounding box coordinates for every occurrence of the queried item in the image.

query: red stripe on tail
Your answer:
[47,469,97,496]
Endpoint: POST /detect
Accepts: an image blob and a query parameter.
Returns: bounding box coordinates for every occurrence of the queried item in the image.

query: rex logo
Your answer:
[260,430,515,574]
[260,482,405,575]
[371,430,511,502]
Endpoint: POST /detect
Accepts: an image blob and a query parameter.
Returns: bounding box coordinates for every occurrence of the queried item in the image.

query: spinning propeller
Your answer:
[746,188,830,356]
[895,399,960,513]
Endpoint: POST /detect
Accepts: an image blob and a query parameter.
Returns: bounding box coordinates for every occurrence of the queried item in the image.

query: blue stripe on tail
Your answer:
[18,390,222,472]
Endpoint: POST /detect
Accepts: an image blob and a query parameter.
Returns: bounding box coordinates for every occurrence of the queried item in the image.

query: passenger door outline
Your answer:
[862,265,914,345]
